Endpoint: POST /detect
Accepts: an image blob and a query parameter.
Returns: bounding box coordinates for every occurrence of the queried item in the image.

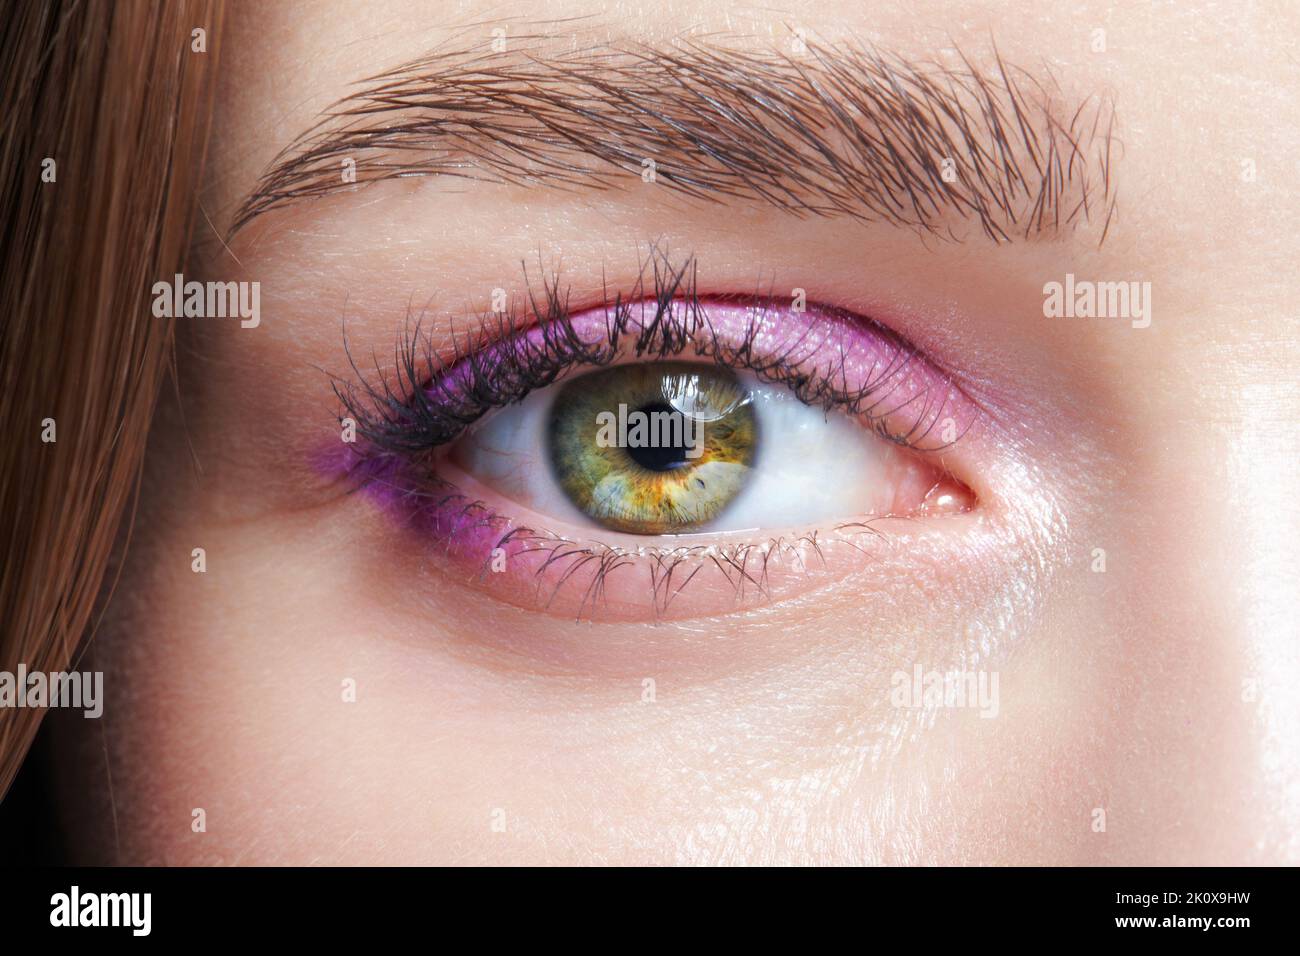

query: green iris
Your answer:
[547,362,758,534]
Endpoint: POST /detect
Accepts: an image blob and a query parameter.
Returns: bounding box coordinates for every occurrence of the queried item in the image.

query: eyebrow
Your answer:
[230,35,1117,244]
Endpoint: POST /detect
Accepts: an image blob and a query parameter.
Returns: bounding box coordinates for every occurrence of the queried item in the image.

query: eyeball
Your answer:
[453,360,967,535]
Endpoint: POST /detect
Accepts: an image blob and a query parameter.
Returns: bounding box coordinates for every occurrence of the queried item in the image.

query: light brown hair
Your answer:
[0,1,222,801]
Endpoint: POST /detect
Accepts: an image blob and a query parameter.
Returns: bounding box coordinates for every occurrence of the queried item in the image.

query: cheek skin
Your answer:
[50,417,1100,866]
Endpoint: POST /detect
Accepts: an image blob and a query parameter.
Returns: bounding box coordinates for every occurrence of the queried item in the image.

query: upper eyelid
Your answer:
[331,256,980,463]
[232,34,1118,246]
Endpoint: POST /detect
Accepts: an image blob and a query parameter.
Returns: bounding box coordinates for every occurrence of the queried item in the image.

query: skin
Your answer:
[51,0,1300,864]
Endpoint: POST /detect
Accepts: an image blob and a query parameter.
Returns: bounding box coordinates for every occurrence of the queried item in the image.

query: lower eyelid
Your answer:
[343,438,978,622]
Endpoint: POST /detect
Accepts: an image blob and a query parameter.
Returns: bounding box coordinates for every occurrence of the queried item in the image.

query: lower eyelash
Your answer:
[499,526,850,619]
[331,249,964,469]
[353,461,894,620]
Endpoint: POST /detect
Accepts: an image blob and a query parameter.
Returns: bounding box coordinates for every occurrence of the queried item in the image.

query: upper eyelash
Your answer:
[332,250,963,465]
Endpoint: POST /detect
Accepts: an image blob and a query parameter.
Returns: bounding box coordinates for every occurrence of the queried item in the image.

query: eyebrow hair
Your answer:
[230,35,1118,244]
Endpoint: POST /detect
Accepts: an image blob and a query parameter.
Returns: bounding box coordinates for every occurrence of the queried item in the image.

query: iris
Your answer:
[547,362,757,533]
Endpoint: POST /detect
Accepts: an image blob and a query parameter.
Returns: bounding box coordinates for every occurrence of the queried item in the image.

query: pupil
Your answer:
[625,401,693,472]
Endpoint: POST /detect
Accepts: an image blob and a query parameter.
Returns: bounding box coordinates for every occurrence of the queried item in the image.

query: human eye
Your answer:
[335,253,980,620]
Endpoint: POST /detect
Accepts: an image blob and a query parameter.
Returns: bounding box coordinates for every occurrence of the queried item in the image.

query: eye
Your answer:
[455,359,964,535]
[336,265,984,620]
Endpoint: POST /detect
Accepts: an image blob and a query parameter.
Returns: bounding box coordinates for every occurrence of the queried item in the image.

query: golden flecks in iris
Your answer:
[548,362,757,534]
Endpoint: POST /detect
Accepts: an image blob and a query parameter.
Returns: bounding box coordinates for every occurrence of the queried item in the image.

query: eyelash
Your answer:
[333,252,959,467]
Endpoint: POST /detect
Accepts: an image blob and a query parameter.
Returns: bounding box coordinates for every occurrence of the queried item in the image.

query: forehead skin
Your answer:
[57,0,1300,864]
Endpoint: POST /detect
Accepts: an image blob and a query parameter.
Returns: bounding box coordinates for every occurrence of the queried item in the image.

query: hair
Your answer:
[0,1,222,806]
